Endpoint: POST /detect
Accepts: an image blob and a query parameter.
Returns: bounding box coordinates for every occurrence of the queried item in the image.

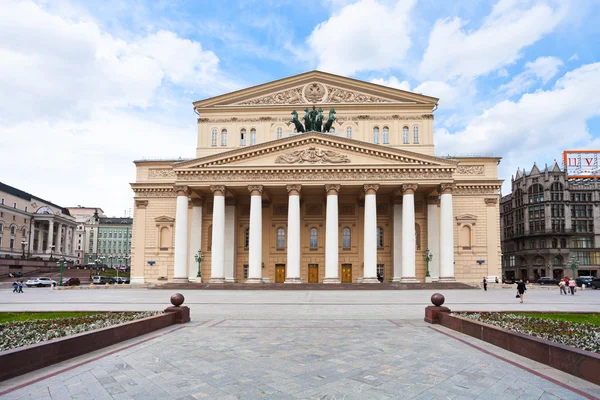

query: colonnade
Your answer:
[172,183,456,283]
[29,220,77,257]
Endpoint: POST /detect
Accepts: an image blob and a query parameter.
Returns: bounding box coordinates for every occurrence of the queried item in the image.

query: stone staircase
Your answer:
[152,282,476,290]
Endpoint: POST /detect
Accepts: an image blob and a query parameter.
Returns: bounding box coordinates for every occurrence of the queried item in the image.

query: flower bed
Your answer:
[454,312,600,353]
[0,312,160,352]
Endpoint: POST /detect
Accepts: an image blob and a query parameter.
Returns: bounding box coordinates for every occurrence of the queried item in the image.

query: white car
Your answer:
[25,277,57,287]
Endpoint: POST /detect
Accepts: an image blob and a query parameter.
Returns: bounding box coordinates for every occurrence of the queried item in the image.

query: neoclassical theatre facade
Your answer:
[130,71,502,284]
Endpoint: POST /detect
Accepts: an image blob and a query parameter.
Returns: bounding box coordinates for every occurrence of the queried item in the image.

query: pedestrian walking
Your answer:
[517,279,527,303]
[18,281,24,293]
[568,278,576,295]
[12,281,18,293]
[559,279,567,295]
[483,277,488,291]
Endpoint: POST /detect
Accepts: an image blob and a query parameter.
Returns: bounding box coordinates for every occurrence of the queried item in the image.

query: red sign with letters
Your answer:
[563,150,600,178]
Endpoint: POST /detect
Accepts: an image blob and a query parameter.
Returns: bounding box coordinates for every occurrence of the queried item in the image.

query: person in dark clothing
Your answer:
[18,281,24,293]
[483,277,488,291]
[517,279,527,303]
[12,281,18,293]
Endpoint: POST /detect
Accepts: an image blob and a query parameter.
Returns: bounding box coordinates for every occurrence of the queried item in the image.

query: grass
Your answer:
[0,312,105,324]
[507,312,600,327]
[95,269,130,278]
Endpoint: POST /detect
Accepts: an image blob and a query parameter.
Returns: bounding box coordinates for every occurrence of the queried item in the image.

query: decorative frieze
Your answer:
[198,114,433,124]
[454,185,502,196]
[456,165,484,175]
[132,188,176,198]
[275,147,351,164]
[148,168,176,179]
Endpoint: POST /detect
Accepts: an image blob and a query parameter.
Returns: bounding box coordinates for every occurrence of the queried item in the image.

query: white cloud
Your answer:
[371,77,411,91]
[307,0,415,75]
[498,56,563,96]
[569,53,579,61]
[414,81,461,109]
[436,62,600,192]
[420,0,567,80]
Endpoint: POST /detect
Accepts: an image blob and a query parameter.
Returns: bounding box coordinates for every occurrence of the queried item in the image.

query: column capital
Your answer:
[363,184,379,195]
[248,185,263,196]
[325,184,341,195]
[427,196,439,205]
[135,199,149,209]
[286,184,302,196]
[174,185,190,197]
[485,197,499,205]
[439,183,456,195]
[210,185,227,196]
[401,184,418,195]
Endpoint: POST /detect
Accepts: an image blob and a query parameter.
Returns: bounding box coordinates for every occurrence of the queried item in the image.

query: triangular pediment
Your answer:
[174,132,456,170]
[155,215,175,223]
[193,71,438,108]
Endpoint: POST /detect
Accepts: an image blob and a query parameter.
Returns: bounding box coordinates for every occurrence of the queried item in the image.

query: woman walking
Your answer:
[568,277,576,295]
[559,279,567,295]
[517,279,527,303]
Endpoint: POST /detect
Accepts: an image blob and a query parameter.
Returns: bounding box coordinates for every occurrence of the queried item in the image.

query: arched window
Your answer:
[550,182,564,201]
[377,227,384,248]
[10,225,16,235]
[413,126,419,143]
[22,227,27,239]
[460,225,472,248]
[309,228,318,248]
[553,255,563,265]
[240,128,247,146]
[528,184,544,203]
[250,128,257,145]
[276,127,283,139]
[221,129,228,146]
[373,127,379,144]
[159,227,171,249]
[211,128,217,146]
[276,227,285,249]
[402,126,409,144]
[244,227,249,249]
[346,127,352,139]
[342,227,351,248]
[383,127,389,144]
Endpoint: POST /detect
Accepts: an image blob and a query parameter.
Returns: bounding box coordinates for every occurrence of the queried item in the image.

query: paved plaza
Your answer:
[0,287,599,399]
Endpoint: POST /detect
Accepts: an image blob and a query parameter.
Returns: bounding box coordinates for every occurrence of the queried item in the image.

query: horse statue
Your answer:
[303,108,311,132]
[314,108,323,132]
[323,108,336,132]
[289,110,305,133]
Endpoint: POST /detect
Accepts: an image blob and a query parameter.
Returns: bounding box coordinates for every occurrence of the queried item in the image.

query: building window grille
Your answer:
[383,127,389,144]
[346,127,352,138]
[342,227,351,248]
[309,228,318,248]
[221,129,228,146]
[276,227,285,249]
[372,127,379,144]
[243,264,249,279]
[377,227,384,248]
[250,128,256,145]
[402,126,409,144]
[244,227,249,250]
[211,128,217,146]
[240,128,246,146]
[377,264,384,280]
[413,126,419,143]
[276,127,283,139]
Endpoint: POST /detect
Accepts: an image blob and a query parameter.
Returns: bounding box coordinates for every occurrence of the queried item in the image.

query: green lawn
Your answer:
[97,269,130,278]
[0,312,105,323]
[508,312,600,327]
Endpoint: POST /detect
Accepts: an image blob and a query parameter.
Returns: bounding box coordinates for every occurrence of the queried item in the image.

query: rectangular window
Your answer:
[243,264,249,279]
[10,239,14,249]
[0,198,4,205]
[377,264,384,279]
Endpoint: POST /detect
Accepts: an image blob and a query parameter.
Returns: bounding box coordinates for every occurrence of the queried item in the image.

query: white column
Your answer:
[29,224,36,254]
[209,186,226,283]
[392,200,403,282]
[485,197,500,280]
[173,186,190,283]
[427,197,440,282]
[400,184,418,282]
[285,185,302,283]
[362,184,379,283]
[188,198,203,281]
[47,220,55,255]
[56,223,63,255]
[37,223,43,252]
[439,183,456,281]
[247,185,263,283]
[71,228,77,256]
[324,184,341,283]
[224,201,237,282]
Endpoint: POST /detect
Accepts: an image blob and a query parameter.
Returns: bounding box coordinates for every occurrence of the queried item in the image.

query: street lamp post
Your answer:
[21,240,27,259]
[422,248,433,278]
[194,250,204,280]
[569,255,580,278]
[57,257,66,286]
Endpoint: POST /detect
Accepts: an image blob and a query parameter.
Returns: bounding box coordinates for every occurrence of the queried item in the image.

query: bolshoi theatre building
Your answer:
[130,71,503,285]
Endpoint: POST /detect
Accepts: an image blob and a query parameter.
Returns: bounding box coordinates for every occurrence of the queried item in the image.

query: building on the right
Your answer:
[501,160,600,282]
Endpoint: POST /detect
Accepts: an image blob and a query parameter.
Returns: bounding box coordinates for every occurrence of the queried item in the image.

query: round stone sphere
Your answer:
[170,293,185,307]
[431,293,445,307]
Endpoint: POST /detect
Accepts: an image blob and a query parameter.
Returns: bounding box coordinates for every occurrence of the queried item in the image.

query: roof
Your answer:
[0,181,71,216]
[98,217,133,225]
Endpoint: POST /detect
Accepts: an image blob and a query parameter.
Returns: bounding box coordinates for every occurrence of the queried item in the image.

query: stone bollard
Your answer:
[424,293,451,324]
[164,293,191,324]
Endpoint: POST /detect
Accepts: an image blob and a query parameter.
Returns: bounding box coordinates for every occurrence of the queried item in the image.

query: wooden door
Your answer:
[275,264,286,283]
[308,264,319,283]
[341,264,352,283]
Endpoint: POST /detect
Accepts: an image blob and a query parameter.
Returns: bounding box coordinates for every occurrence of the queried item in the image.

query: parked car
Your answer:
[536,277,559,285]
[575,276,593,287]
[25,277,57,287]
[62,277,81,286]
[92,276,116,285]
[590,278,600,289]
[503,278,517,284]
[115,277,130,284]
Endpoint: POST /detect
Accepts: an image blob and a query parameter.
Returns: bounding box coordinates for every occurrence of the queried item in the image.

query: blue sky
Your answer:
[1,0,600,216]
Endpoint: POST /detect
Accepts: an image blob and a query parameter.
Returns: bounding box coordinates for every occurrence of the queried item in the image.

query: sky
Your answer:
[1,0,600,217]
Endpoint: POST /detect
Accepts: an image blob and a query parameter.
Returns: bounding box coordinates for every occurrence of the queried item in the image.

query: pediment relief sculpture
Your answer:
[275,146,351,164]
[236,82,394,105]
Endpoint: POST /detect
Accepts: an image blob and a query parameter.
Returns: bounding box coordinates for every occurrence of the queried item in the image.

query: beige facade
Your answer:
[130,71,503,284]
[0,182,77,261]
